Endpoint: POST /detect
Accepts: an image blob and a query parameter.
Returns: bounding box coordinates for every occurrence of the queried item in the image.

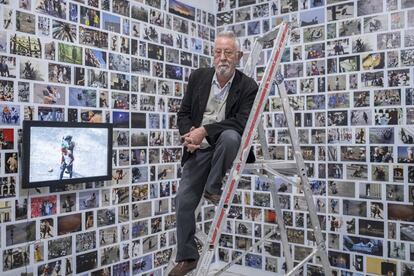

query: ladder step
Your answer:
[245,161,297,176]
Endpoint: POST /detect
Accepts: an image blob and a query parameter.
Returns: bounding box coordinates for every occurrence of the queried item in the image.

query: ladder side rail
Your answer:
[243,40,264,78]
[277,82,332,276]
[269,182,294,272]
[243,24,282,78]
[258,118,271,160]
[194,22,291,276]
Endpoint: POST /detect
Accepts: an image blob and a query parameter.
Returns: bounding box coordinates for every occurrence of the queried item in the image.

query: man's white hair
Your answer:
[215,30,241,51]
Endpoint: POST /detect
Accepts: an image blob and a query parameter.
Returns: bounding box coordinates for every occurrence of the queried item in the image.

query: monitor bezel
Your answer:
[22,120,113,188]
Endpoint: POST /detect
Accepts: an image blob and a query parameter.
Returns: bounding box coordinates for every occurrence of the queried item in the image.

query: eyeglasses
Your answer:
[214,49,236,57]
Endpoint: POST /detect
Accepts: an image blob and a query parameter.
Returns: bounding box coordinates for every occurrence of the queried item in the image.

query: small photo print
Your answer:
[69,88,97,107]
[0,55,17,78]
[36,0,67,19]
[377,32,401,50]
[52,20,77,42]
[97,207,116,227]
[10,35,42,58]
[48,63,72,84]
[80,6,101,28]
[58,43,82,65]
[300,8,324,27]
[5,152,18,174]
[79,190,99,210]
[361,72,384,88]
[169,0,195,21]
[3,245,30,271]
[0,128,14,149]
[361,52,385,70]
[352,35,376,53]
[364,14,388,33]
[31,195,57,218]
[76,231,96,253]
[397,146,414,163]
[374,108,402,125]
[33,84,65,105]
[109,53,130,72]
[0,80,14,102]
[38,106,65,121]
[388,69,410,87]
[327,2,354,21]
[76,251,98,274]
[357,0,383,16]
[373,89,400,107]
[60,193,76,213]
[57,213,81,235]
[85,48,107,69]
[6,221,36,246]
[369,127,394,144]
[87,69,108,88]
[20,58,47,81]
[0,104,20,125]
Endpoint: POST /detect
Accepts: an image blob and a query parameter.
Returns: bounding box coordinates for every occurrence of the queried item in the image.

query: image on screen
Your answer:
[29,126,109,182]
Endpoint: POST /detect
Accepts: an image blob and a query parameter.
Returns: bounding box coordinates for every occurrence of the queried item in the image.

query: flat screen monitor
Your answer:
[22,120,113,188]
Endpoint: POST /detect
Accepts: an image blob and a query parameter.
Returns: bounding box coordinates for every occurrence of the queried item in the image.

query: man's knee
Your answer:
[175,190,197,212]
[217,130,241,149]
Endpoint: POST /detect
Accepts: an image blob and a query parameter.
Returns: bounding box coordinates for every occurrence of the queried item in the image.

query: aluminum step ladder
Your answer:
[166,21,332,276]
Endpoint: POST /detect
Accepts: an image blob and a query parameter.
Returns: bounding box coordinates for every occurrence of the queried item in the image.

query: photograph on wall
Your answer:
[169,0,195,21]
[10,34,42,58]
[0,55,17,78]
[33,83,65,105]
[19,58,47,81]
[52,20,76,42]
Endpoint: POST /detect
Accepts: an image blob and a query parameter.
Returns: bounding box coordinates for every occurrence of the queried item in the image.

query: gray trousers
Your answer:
[175,130,241,261]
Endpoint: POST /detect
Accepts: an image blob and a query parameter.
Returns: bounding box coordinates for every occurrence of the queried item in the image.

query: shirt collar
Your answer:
[212,71,236,90]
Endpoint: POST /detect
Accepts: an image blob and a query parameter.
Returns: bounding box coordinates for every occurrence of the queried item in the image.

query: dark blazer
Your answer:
[177,67,258,165]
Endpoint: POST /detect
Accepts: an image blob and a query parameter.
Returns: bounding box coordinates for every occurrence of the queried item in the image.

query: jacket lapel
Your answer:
[225,70,242,116]
[198,68,215,121]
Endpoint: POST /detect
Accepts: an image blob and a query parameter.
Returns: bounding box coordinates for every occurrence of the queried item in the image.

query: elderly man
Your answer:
[170,31,258,275]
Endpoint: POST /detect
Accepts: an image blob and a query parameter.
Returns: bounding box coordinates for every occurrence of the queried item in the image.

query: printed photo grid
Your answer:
[215,0,414,275]
[0,0,214,275]
[0,0,414,275]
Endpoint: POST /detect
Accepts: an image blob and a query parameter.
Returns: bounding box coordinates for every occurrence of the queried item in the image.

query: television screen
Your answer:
[22,121,113,188]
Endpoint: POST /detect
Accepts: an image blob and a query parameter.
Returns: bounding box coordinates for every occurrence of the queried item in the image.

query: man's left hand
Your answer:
[185,126,207,146]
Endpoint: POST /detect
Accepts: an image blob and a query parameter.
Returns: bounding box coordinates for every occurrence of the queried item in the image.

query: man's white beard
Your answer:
[216,64,232,79]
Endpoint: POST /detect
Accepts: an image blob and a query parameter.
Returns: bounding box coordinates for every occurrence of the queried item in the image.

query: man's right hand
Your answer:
[181,127,200,153]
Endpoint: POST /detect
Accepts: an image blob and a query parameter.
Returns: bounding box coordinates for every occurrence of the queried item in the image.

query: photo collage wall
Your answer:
[0,0,216,275]
[215,0,414,275]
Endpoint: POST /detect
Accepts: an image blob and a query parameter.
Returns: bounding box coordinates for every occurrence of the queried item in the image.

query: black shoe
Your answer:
[168,260,197,276]
[203,191,221,205]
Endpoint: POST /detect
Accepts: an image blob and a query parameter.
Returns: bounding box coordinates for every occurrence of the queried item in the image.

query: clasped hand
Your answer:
[181,126,207,153]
